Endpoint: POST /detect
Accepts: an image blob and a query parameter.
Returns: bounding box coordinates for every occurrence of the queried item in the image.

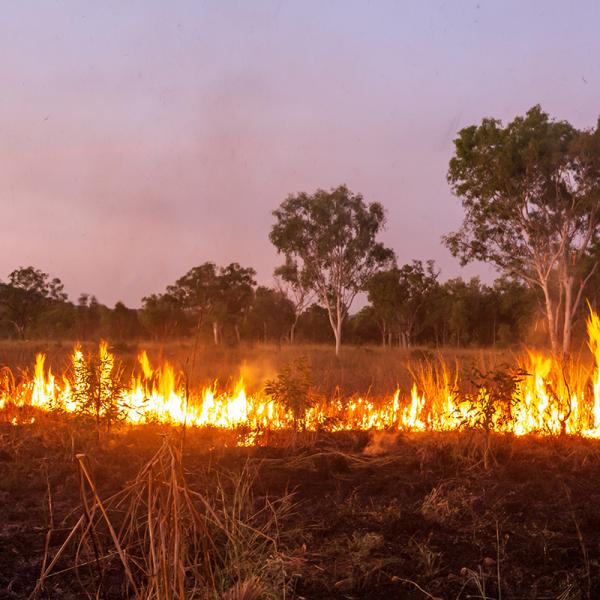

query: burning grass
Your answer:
[2,310,600,439]
[3,312,600,597]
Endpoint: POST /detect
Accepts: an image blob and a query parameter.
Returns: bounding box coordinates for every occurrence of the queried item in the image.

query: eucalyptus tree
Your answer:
[270,185,395,355]
[274,258,314,343]
[0,266,67,338]
[152,262,256,344]
[366,260,440,347]
[218,263,257,343]
[166,262,221,342]
[445,106,600,355]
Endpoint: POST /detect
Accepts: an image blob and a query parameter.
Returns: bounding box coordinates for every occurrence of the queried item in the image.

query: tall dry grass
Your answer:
[30,435,297,599]
[0,339,518,398]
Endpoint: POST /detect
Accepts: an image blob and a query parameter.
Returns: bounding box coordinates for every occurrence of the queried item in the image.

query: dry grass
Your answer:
[30,434,297,599]
[0,339,518,397]
[3,420,600,598]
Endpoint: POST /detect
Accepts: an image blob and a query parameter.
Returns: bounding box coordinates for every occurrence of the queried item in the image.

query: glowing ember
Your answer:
[3,309,600,439]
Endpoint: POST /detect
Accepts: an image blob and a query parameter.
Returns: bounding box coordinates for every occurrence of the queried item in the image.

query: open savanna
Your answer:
[0,339,521,398]
[2,340,600,599]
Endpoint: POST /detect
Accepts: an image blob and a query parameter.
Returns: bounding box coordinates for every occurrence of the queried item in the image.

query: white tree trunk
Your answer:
[541,281,560,355]
[562,276,574,357]
[334,318,342,356]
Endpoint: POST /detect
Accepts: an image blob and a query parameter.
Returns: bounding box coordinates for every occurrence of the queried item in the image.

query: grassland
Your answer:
[1,340,600,599]
[0,339,520,397]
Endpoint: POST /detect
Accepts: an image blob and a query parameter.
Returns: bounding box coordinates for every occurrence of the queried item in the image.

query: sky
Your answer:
[1,1,599,307]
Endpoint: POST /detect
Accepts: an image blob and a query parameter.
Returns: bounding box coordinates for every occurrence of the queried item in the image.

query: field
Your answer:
[1,340,600,599]
[0,339,516,397]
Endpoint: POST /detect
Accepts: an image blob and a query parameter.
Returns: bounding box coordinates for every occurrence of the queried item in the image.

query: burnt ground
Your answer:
[2,415,600,599]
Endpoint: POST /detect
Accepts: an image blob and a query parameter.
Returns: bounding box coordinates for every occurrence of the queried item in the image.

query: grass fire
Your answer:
[3,311,600,598]
[5,4,600,599]
[4,309,600,440]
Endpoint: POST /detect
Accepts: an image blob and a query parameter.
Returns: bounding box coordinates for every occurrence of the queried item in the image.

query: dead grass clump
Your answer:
[421,482,475,526]
[31,435,296,599]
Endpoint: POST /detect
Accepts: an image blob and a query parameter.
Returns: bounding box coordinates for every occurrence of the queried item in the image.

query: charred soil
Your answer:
[1,418,600,599]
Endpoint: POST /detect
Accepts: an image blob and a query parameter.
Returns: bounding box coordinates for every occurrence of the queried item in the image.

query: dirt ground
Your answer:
[1,415,600,599]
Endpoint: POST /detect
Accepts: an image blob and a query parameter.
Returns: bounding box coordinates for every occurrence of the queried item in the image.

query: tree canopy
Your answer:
[0,266,67,338]
[445,105,600,355]
[270,184,395,354]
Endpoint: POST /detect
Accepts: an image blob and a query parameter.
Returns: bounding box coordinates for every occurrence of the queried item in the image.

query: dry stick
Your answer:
[32,440,171,600]
[170,450,183,598]
[75,454,139,596]
[159,517,169,600]
[74,508,101,599]
[77,455,106,597]
[37,461,55,596]
[181,330,200,454]
[496,521,502,600]
[147,469,158,596]
[28,513,87,600]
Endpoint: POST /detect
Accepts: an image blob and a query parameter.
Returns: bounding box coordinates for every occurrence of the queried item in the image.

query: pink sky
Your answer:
[1,1,599,306]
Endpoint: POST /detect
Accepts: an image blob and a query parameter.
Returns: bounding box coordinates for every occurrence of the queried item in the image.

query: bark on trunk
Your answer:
[212,321,220,345]
[334,319,342,356]
[541,281,560,355]
[562,277,574,357]
[290,315,299,343]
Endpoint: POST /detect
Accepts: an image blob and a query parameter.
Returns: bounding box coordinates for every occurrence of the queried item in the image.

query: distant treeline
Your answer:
[0,262,596,348]
[4,106,599,354]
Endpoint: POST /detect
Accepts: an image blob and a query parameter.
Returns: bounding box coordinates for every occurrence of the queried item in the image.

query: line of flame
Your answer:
[2,312,600,439]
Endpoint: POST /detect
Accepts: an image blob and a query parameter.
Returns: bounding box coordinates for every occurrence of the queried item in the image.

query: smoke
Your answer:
[363,431,401,456]
[237,358,279,392]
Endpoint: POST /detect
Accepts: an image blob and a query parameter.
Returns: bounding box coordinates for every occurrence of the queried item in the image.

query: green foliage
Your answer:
[365,260,439,346]
[445,105,600,354]
[0,266,68,338]
[246,286,295,342]
[145,261,257,343]
[264,358,314,428]
[270,184,395,353]
[72,344,128,433]
[139,292,188,339]
[110,301,143,341]
[461,365,527,432]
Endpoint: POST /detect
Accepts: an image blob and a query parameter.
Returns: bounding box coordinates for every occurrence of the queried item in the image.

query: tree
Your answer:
[492,277,538,346]
[296,304,332,343]
[366,260,440,347]
[346,305,381,345]
[166,262,221,341]
[109,302,142,340]
[274,258,315,343]
[270,185,395,355]
[445,106,600,355]
[0,266,68,338]
[246,286,295,343]
[154,262,256,344]
[364,269,402,346]
[443,277,490,347]
[140,292,188,339]
[76,294,102,340]
[218,263,257,343]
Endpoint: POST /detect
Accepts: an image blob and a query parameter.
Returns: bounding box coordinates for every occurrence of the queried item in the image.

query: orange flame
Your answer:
[3,309,600,440]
